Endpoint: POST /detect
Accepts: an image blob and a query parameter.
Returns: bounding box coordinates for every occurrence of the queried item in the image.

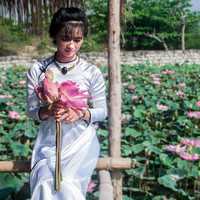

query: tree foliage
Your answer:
[123,0,200,50]
[0,0,200,50]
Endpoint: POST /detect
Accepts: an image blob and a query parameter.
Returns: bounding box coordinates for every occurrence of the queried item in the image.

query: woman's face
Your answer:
[56,28,83,61]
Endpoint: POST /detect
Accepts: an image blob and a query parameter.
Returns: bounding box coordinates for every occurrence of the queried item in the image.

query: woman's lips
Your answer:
[64,49,75,53]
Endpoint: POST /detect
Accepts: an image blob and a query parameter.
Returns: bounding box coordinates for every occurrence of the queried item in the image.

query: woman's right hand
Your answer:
[51,102,69,122]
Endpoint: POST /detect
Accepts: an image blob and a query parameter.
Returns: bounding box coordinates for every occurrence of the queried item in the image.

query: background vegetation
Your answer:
[1,0,200,199]
[0,0,200,54]
[1,63,200,199]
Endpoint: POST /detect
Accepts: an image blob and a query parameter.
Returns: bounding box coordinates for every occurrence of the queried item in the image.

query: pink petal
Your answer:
[8,111,20,120]
[196,101,200,107]
[181,138,200,147]
[157,103,169,111]
[59,81,88,110]
[165,144,186,154]
[161,70,175,75]
[187,111,200,119]
[87,181,96,193]
[178,152,200,161]
[43,78,59,101]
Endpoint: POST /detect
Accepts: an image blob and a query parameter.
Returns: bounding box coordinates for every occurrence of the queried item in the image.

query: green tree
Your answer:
[123,0,200,50]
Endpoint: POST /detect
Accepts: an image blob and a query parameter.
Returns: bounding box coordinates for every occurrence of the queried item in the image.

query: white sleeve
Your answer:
[26,63,42,122]
[88,67,107,123]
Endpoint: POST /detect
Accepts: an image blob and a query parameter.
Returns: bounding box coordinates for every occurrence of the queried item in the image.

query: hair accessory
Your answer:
[66,20,83,24]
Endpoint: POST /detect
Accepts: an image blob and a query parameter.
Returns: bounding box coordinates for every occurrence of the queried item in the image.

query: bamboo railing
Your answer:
[0,158,137,172]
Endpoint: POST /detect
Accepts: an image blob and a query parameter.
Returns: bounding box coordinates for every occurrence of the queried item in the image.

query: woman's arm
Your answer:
[88,67,107,124]
[26,63,52,121]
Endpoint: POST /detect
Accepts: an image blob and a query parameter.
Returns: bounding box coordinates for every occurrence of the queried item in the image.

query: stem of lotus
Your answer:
[55,120,62,191]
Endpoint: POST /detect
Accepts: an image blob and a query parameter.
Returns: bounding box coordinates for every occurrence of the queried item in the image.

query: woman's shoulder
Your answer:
[79,57,102,75]
[29,55,54,73]
[27,55,54,79]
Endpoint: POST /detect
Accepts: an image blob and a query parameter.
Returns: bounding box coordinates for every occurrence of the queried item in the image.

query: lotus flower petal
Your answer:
[181,138,200,148]
[178,152,200,161]
[59,81,88,110]
[164,144,186,154]
[8,111,20,120]
[187,111,200,119]
[35,78,59,104]
[196,101,200,107]
[161,69,175,75]
[42,78,59,103]
[87,180,96,193]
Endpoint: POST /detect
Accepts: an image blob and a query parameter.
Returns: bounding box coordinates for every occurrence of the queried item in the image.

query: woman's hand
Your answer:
[52,102,90,123]
[52,102,81,122]
[63,108,82,123]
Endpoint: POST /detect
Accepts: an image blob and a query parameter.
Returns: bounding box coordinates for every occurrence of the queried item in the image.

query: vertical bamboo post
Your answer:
[99,170,113,200]
[108,0,122,199]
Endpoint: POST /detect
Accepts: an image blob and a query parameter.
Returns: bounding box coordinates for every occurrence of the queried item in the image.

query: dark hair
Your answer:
[49,7,88,44]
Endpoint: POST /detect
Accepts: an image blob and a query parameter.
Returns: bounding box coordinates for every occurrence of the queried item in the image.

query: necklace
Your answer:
[54,56,80,75]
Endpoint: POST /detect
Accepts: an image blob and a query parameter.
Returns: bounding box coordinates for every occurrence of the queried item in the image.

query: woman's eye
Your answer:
[62,37,71,42]
[74,39,81,43]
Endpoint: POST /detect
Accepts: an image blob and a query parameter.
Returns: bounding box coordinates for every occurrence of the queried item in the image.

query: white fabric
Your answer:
[26,56,107,200]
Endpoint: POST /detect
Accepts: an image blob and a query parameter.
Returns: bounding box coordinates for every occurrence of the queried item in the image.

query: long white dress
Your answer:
[26,56,107,200]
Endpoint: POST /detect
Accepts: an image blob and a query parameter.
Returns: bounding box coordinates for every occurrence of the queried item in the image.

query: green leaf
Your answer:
[159,153,173,167]
[10,142,30,157]
[125,127,142,137]
[0,187,15,200]
[158,175,177,191]
[131,143,145,154]
[134,105,145,118]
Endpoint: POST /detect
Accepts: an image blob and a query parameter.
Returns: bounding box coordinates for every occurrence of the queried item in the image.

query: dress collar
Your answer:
[54,55,79,74]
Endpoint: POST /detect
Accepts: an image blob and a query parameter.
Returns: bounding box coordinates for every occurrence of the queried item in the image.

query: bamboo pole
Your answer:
[99,170,113,200]
[108,0,122,199]
[0,158,137,172]
[55,121,62,192]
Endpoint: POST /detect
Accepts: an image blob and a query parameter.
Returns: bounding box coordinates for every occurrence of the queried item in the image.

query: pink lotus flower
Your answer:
[187,111,200,119]
[59,81,88,110]
[153,79,161,85]
[35,78,59,104]
[150,74,160,78]
[19,80,26,85]
[0,94,13,99]
[150,74,161,85]
[8,111,20,120]
[165,144,186,154]
[176,91,185,98]
[161,69,175,75]
[196,101,200,107]
[87,180,96,193]
[6,102,15,106]
[178,151,200,161]
[178,82,186,89]
[131,95,139,102]
[181,138,200,148]
[157,103,169,111]
[35,70,88,111]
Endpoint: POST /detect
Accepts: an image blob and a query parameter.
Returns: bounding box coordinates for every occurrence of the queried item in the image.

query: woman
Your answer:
[26,7,107,199]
